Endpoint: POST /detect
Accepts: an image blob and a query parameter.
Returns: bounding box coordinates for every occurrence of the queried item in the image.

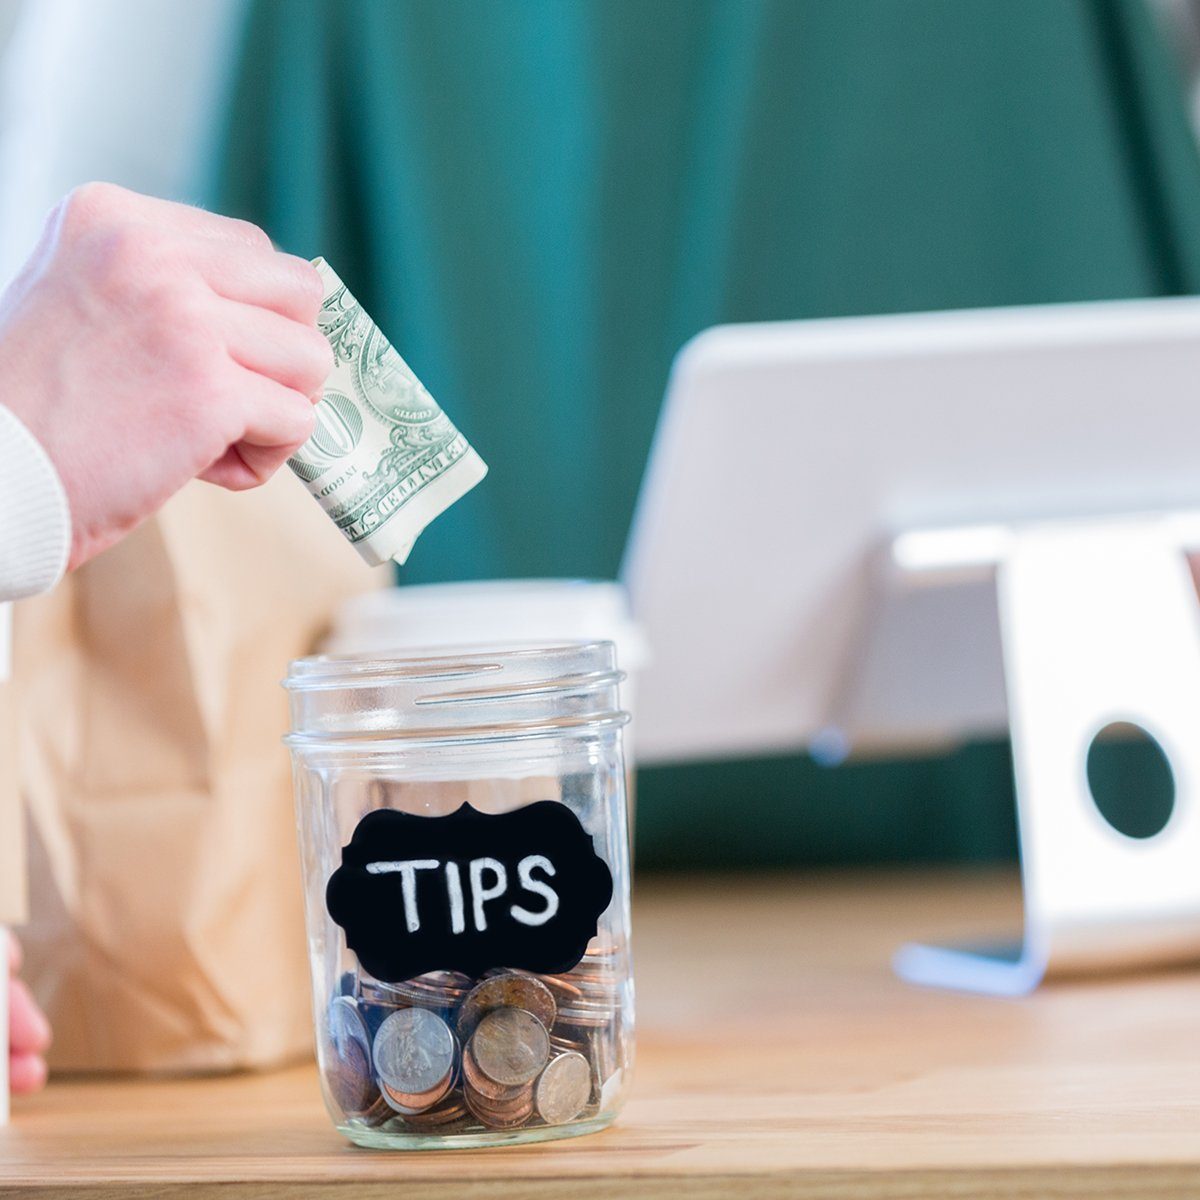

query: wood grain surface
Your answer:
[3,870,1200,1199]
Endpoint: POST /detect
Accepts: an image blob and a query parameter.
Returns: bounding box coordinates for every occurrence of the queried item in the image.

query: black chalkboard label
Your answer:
[326,802,614,981]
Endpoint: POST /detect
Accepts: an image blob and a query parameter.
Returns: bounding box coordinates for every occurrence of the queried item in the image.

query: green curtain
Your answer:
[206,0,1200,869]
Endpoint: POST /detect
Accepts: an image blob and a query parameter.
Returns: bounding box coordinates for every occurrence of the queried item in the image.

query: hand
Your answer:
[7,933,50,1094]
[0,182,333,569]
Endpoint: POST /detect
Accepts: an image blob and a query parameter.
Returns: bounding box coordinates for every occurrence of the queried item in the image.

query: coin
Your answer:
[358,995,405,1041]
[401,1091,469,1130]
[470,1006,551,1087]
[462,1039,528,1102]
[466,1102,534,1130]
[387,971,472,1015]
[326,996,378,1116]
[542,956,618,1031]
[326,1028,375,1115]
[468,1088,533,1121]
[358,1092,396,1128]
[458,973,557,1040]
[463,1084,530,1118]
[361,974,462,1005]
[373,1007,458,1097]
[464,1083,535,1129]
[587,1026,617,1102]
[379,1039,458,1113]
[535,1052,591,1125]
[381,1071,454,1114]
[555,1007,613,1029]
[550,1030,589,1055]
[536,973,584,1005]
[329,995,372,1056]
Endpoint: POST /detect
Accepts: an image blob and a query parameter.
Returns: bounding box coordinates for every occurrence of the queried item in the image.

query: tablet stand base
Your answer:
[889,514,1200,995]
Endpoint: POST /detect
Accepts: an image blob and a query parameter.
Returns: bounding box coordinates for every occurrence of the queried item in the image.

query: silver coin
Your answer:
[373,1007,457,1096]
[471,1006,551,1087]
[463,1038,527,1102]
[535,1051,592,1125]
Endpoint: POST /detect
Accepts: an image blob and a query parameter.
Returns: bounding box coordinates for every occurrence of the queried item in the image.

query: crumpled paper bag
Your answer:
[10,474,382,1073]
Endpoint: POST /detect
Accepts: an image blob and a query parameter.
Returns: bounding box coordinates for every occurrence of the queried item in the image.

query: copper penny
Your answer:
[326,996,377,1116]
[464,1086,534,1130]
[381,1068,454,1114]
[401,1091,469,1129]
[457,973,556,1040]
[466,1082,533,1115]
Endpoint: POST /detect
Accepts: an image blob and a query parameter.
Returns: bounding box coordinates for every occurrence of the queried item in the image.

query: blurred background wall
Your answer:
[4,0,1200,871]
[0,0,242,281]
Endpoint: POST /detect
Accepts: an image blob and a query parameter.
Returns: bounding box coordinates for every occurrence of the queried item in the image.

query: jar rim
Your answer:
[283,640,629,746]
[284,640,618,689]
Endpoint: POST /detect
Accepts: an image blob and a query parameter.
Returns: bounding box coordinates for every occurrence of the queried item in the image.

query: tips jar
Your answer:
[284,642,634,1148]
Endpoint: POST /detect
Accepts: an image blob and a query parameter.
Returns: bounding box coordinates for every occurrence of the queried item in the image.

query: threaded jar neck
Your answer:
[284,641,627,749]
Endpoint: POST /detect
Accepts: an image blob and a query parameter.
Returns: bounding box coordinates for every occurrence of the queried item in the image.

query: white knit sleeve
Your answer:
[0,404,70,603]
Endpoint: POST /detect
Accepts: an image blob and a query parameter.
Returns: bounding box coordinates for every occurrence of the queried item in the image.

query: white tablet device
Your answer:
[622,298,1200,766]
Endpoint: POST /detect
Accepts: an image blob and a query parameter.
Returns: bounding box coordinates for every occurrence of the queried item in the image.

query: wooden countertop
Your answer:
[4,871,1200,1198]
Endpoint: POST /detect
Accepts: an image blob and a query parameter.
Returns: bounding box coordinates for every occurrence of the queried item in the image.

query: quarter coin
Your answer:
[373,1007,457,1097]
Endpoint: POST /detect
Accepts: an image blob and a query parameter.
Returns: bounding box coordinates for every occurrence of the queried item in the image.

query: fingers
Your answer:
[201,287,332,494]
[199,369,317,491]
[9,978,51,1056]
[200,442,302,492]
[10,1053,47,1095]
[63,182,275,251]
[200,245,324,323]
[6,938,50,1094]
[148,197,274,251]
[198,446,263,491]
[234,370,319,448]
[222,301,333,396]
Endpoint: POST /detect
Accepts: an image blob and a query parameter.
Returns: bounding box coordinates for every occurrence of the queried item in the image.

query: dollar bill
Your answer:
[288,258,487,567]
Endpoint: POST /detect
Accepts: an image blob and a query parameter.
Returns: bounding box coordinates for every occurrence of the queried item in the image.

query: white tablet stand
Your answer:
[888,512,1200,995]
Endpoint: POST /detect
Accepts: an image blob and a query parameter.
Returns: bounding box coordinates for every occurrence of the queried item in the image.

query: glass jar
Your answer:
[284,642,634,1149]
[323,580,648,832]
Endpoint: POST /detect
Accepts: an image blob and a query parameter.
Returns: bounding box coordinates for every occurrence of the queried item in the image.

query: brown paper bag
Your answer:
[10,475,382,1073]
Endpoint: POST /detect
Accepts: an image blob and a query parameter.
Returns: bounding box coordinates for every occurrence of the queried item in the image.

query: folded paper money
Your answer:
[289,259,487,567]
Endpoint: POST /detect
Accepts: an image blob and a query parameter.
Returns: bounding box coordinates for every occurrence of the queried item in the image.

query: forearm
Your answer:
[0,404,69,604]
